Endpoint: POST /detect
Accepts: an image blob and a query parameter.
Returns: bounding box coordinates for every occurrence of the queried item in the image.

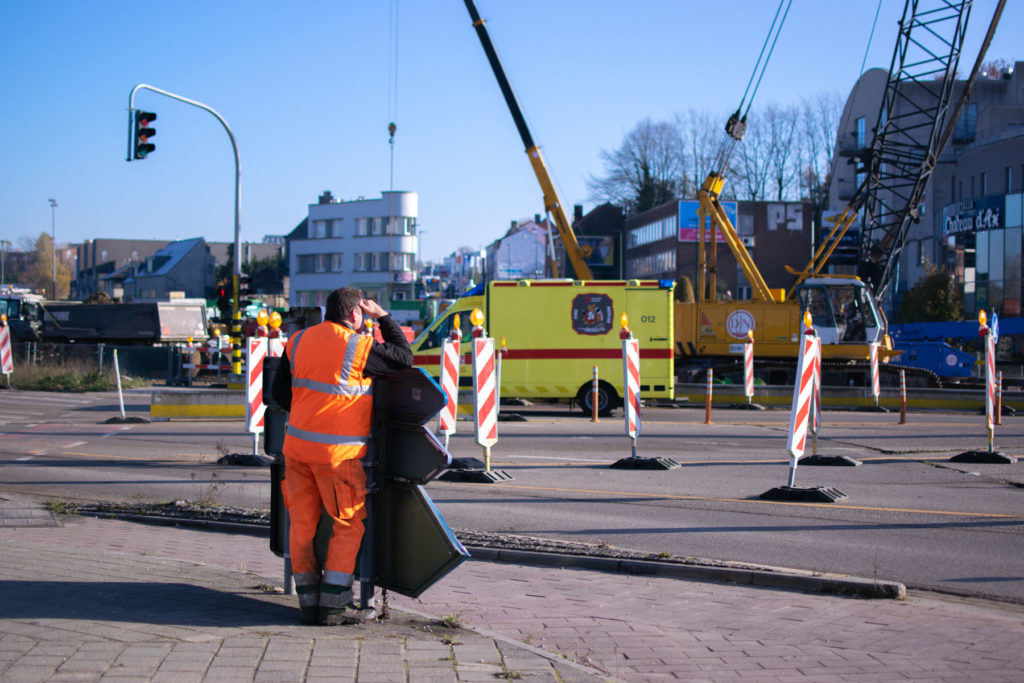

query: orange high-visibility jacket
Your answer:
[282,321,374,466]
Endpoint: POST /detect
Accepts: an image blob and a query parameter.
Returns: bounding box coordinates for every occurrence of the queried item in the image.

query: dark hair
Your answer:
[325,287,362,324]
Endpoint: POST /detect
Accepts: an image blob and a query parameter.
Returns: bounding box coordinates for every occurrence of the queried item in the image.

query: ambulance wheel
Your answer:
[576,381,617,417]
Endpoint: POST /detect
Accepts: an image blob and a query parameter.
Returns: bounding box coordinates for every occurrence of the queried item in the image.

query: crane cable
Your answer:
[720,0,792,174]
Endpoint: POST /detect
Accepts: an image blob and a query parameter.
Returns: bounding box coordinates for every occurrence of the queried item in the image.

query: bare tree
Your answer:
[796,92,842,206]
[677,109,731,198]
[586,118,685,216]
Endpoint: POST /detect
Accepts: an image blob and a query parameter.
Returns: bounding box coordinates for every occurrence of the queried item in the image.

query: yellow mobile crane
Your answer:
[464,0,593,280]
[676,0,998,386]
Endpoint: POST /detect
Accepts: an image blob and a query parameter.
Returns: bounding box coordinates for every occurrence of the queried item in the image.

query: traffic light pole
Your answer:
[127,83,243,373]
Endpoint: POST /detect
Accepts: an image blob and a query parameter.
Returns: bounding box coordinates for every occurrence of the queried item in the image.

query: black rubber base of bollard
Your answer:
[760,486,848,502]
[800,455,863,467]
[104,416,151,424]
[609,456,680,470]
[448,457,487,470]
[436,468,514,483]
[949,450,1017,464]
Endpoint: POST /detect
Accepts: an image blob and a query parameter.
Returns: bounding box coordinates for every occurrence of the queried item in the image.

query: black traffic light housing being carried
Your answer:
[132,110,157,159]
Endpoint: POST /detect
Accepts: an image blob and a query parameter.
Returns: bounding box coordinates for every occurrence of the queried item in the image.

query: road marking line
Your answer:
[15,456,33,461]
[63,441,87,448]
[444,482,1021,519]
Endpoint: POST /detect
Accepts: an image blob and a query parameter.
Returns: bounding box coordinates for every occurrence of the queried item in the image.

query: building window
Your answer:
[312,220,327,238]
[332,253,344,272]
[354,253,367,271]
[315,254,328,272]
[297,255,316,273]
[628,216,677,248]
[331,219,344,237]
[390,252,412,270]
[356,218,369,236]
[855,117,866,148]
[1007,166,1013,193]
[371,218,383,236]
[626,249,675,277]
[385,217,414,235]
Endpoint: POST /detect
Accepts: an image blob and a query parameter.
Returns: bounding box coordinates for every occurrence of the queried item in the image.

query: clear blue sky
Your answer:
[0,1,1017,263]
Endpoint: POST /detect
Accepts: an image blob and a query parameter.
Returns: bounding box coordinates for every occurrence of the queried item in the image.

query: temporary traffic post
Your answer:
[761,310,846,502]
[704,368,714,425]
[471,308,498,469]
[438,314,462,448]
[869,342,881,409]
[622,314,640,457]
[996,370,1003,427]
[743,329,754,408]
[1,314,13,387]
[984,311,996,452]
[590,366,600,423]
[610,313,678,470]
[899,369,907,424]
[950,310,1015,464]
[245,337,268,455]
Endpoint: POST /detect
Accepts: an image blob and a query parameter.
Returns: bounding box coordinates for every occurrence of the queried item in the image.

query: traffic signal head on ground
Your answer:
[133,110,157,159]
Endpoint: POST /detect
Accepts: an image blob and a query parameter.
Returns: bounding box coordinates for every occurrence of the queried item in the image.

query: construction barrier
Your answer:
[0,319,13,378]
[743,335,754,405]
[246,338,267,434]
[622,335,640,445]
[786,326,820,482]
[870,342,881,408]
[149,389,245,420]
[472,335,498,464]
[984,318,996,448]
[438,333,461,445]
[996,370,1003,427]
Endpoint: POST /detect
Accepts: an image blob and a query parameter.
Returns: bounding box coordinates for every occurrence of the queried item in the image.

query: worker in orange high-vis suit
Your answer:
[271,287,412,625]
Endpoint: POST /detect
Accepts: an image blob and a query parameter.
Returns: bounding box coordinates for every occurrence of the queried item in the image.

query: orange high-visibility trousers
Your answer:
[283,456,367,577]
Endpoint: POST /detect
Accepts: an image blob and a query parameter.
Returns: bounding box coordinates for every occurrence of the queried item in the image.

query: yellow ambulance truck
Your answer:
[411,279,676,415]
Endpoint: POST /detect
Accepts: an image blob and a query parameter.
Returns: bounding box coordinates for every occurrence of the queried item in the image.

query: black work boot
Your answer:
[318,583,356,626]
[293,572,321,625]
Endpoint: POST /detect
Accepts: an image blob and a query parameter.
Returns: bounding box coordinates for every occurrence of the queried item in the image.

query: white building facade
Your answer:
[289,191,419,307]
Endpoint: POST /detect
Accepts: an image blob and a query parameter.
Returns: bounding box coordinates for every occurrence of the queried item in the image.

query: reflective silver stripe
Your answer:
[288,328,306,364]
[340,334,360,382]
[286,424,368,446]
[292,377,372,396]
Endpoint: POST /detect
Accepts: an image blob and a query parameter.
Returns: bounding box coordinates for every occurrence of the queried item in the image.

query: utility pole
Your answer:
[48,198,57,299]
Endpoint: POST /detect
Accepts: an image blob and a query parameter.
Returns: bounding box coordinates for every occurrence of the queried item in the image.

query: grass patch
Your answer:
[10,360,149,392]
[45,500,79,515]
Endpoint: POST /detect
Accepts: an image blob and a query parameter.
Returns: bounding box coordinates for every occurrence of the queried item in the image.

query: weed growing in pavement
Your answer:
[495,667,524,680]
[190,471,224,509]
[214,440,230,457]
[438,611,463,629]
[440,633,460,646]
[45,500,79,515]
[653,551,673,559]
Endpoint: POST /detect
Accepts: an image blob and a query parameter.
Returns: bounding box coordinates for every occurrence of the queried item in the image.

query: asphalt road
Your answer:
[1,386,1022,603]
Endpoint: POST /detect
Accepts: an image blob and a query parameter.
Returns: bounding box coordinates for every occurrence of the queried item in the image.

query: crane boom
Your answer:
[464,0,593,280]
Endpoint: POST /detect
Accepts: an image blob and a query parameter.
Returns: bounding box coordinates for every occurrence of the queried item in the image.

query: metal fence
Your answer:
[12,342,183,383]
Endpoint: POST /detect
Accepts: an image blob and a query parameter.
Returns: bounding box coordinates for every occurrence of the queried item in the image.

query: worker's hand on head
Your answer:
[359,299,387,320]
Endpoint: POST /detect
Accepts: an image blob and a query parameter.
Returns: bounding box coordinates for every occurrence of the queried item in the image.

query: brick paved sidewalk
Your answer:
[3,495,1024,681]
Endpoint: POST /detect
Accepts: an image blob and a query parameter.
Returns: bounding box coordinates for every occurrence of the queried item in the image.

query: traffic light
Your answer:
[133,110,157,159]
[239,275,252,296]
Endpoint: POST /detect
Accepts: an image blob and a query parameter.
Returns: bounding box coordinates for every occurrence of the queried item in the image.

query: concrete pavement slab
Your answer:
[2,494,1024,680]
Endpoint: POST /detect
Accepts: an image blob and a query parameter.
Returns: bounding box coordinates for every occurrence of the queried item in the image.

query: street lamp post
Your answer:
[0,239,9,285]
[48,198,57,299]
